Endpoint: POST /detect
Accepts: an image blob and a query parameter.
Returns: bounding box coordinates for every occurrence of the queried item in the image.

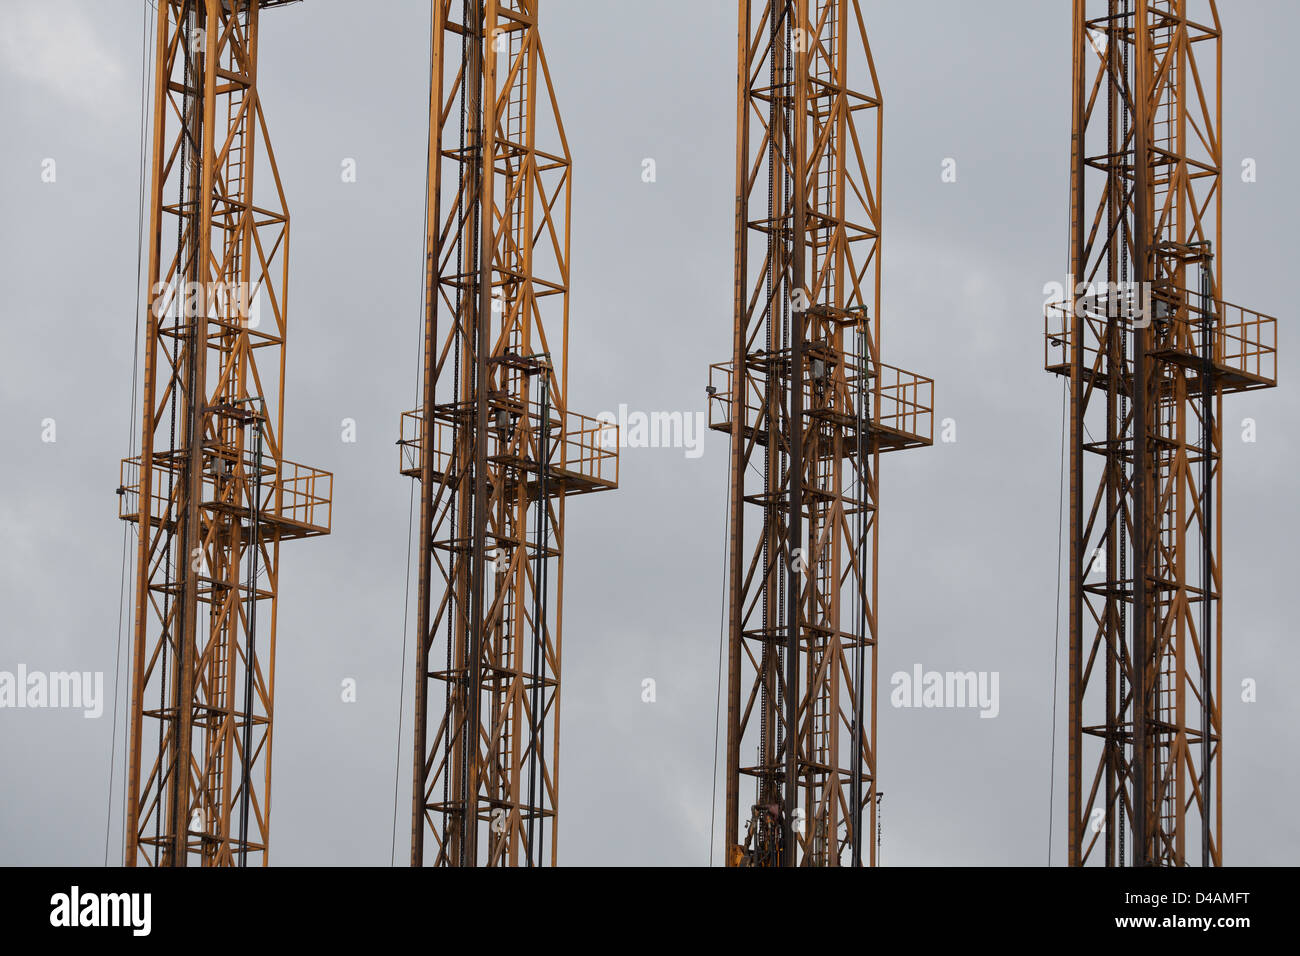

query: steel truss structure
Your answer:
[710,0,932,867]
[1047,0,1277,866]
[120,0,330,868]
[120,0,330,867]
[399,0,618,867]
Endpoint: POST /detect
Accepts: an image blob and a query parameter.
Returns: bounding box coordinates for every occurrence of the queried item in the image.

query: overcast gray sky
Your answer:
[1,0,1295,866]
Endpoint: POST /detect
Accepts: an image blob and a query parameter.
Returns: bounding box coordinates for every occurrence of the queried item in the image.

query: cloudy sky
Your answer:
[1,0,1295,866]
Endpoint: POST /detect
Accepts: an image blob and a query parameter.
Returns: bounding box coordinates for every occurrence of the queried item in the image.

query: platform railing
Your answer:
[119,452,332,535]
[399,403,619,490]
[707,354,933,447]
[1044,292,1277,389]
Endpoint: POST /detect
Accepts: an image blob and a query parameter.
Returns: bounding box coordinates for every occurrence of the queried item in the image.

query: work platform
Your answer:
[706,351,933,453]
[119,450,332,540]
[398,402,619,498]
[1044,291,1278,393]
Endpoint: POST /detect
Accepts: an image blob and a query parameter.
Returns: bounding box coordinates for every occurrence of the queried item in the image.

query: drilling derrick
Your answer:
[399,0,618,867]
[119,0,331,867]
[1047,0,1277,866]
[710,0,933,867]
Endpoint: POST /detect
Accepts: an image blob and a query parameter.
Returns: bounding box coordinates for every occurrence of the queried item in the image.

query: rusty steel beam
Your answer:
[121,0,331,867]
[1047,0,1278,866]
[399,0,618,867]
[711,0,933,867]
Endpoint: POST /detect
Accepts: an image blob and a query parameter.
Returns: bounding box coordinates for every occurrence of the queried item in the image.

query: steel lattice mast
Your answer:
[400,0,618,867]
[710,0,932,867]
[121,0,331,867]
[1047,0,1277,866]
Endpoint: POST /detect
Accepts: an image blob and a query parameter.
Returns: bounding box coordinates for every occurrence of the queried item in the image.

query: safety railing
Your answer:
[119,452,331,535]
[562,409,620,488]
[399,404,619,490]
[1200,299,1277,387]
[398,410,449,478]
[873,362,934,444]
[272,460,332,533]
[707,361,743,432]
[1044,298,1079,372]
[1044,293,1277,389]
[707,355,933,447]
